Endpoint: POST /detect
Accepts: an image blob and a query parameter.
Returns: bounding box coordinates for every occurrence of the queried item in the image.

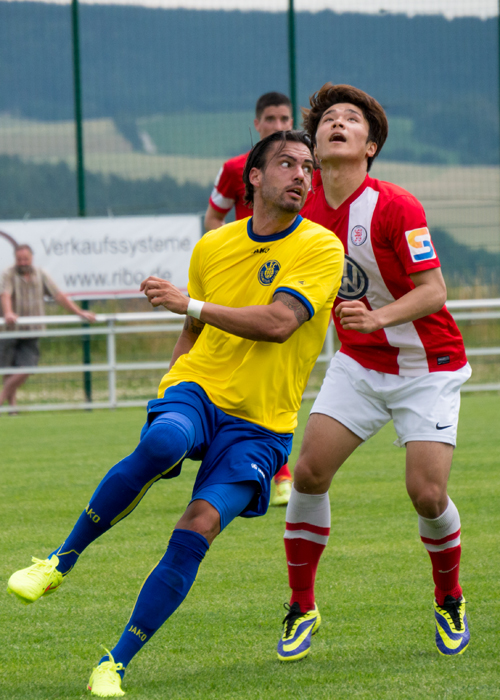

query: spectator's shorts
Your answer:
[0,338,40,368]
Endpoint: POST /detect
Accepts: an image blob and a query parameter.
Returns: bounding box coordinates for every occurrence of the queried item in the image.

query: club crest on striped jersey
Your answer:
[337,255,369,300]
[350,225,367,246]
[258,260,281,285]
[405,227,436,263]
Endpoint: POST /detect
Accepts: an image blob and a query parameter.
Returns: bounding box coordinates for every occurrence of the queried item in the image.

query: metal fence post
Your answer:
[71,0,92,402]
[81,304,92,403]
[107,319,117,408]
[71,0,86,218]
[288,0,298,127]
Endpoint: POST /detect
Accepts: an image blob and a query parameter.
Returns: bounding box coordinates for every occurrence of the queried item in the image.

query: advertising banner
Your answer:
[0,215,202,299]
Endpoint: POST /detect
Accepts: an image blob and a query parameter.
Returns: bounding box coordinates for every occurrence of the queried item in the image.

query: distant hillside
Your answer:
[0,155,211,218]
[0,3,497,164]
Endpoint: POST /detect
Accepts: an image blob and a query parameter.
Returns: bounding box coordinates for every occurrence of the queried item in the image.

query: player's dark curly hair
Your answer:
[243,130,315,207]
[303,83,388,172]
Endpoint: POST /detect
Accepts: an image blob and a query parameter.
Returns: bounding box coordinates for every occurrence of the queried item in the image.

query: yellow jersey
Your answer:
[158,215,344,433]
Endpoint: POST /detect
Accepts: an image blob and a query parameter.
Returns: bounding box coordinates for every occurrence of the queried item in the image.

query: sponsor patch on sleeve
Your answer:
[405,227,436,263]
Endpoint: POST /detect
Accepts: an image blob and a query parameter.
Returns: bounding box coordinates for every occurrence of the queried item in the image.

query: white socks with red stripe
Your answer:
[284,485,330,612]
[418,497,463,605]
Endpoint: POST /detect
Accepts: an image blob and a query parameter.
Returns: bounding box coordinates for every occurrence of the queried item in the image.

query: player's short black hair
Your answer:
[303,83,389,172]
[255,92,292,120]
[242,130,315,206]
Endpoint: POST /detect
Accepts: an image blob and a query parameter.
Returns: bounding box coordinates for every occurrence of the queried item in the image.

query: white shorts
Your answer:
[311,352,472,447]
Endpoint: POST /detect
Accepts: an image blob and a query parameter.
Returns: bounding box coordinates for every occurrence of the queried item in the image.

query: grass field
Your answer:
[1,393,500,699]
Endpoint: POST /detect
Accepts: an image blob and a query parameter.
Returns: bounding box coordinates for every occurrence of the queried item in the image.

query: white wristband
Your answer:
[187,298,205,320]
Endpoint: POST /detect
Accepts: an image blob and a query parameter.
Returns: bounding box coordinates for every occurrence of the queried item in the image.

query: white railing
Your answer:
[0,299,499,413]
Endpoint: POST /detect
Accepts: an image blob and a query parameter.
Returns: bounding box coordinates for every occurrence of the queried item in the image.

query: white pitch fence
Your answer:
[0,299,499,413]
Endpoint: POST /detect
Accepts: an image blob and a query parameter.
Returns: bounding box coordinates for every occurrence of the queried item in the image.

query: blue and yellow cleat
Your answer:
[7,555,63,605]
[434,595,469,656]
[277,601,321,661]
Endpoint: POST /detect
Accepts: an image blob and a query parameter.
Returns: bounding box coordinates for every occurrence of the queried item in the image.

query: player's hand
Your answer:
[335,301,382,334]
[79,311,97,323]
[4,311,18,326]
[140,276,189,314]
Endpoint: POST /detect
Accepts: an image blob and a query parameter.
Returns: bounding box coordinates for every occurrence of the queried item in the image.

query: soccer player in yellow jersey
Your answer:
[7,131,344,698]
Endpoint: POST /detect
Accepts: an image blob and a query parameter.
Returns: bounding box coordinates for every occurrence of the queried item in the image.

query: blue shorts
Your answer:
[144,382,293,520]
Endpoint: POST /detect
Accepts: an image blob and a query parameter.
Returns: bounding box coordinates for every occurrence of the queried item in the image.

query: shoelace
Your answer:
[97,647,125,682]
[282,602,303,636]
[439,596,465,632]
[97,661,125,684]
[27,556,58,581]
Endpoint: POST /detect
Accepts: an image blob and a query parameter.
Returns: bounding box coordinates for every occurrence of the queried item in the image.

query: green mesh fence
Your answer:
[0,1,498,290]
[0,0,498,407]
[0,2,498,274]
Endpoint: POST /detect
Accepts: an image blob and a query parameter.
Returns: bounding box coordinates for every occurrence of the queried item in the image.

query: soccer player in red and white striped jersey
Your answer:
[277,84,471,662]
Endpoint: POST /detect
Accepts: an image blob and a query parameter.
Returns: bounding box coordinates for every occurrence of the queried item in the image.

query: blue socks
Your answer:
[52,413,195,575]
[107,529,209,668]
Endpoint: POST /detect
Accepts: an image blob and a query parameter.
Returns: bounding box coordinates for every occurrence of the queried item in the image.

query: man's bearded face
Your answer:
[15,249,33,275]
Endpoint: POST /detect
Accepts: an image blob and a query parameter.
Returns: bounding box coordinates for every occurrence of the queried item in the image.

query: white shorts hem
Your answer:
[310,406,369,441]
[393,433,457,448]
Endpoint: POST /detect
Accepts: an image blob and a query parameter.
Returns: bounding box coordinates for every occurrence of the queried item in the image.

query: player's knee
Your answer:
[293,457,330,493]
[181,518,219,544]
[408,483,447,518]
[138,421,189,467]
[176,506,220,544]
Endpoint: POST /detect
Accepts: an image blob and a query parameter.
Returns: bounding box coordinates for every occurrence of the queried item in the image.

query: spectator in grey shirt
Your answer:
[0,244,95,413]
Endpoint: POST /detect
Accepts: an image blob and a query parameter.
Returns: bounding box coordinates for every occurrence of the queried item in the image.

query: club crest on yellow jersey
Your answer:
[258,260,281,285]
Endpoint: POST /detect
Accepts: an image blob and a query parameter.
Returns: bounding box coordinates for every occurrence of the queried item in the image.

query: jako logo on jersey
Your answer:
[258,260,281,285]
[253,247,270,254]
[405,227,436,263]
[350,225,367,246]
[337,255,369,300]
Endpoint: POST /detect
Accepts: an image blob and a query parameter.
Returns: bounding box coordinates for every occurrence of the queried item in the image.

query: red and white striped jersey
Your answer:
[302,174,467,376]
[208,152,252,221]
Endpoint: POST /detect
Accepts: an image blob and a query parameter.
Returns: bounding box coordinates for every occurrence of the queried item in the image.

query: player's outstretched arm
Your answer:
[336,267,447,333]
[54,292,96,323]
[140,276,308,343]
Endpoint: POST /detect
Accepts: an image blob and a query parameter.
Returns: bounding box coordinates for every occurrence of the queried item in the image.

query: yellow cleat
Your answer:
[277,602,321,661]
[271,479,292,506]
[7,555,63,605]
[88,649,125,697]
[434,595,470,656]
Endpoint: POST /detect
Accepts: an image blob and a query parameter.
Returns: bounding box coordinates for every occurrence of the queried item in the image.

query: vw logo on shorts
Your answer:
[337,255,369,300]
[350,225,367,246]
[258,260,281,285]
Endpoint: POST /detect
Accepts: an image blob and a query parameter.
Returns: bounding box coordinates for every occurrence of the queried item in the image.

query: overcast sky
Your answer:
[2,0,497,18]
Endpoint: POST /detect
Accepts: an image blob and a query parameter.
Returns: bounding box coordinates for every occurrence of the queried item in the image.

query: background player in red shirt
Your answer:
[204,92,293,231]
[205,91,295,506]
[277,84,472,661]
